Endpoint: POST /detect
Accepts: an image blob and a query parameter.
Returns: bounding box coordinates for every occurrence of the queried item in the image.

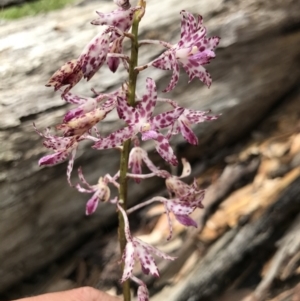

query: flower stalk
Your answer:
[118,2,145,300]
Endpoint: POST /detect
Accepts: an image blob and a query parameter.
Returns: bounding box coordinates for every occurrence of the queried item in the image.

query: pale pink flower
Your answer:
[93,78,183,165]
[91,7,141,39]
[76,167,119,215]
[117,204,175,282]
[57,100,116,137]
[45,59,82,95]
[161,98,219,145]
[91,6,141,72]
[78,28,112,81]
[34,125,81,186]
[127,159,205,238]
[137,11,220,92]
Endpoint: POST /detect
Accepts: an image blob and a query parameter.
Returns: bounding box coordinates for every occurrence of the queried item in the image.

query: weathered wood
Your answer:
[0,0,300,293]
[242,213,300,301]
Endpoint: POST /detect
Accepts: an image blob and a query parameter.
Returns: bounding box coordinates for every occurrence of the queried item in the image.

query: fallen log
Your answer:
[0,0,300,293]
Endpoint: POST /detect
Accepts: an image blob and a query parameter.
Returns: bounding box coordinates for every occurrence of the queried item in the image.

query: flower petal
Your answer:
[66,148,76,186]
[58,107,112,137]
[85,192,100,215]
[116,96,135,123]
[92,8,138,34]
[163,59,180,92]
[178,119,198,145]
[93,126,135,149]
[181,61,212,87]
[135,237,176,261]
[79,31,110,81]
[63,98,97,123]
[152,107,184,130]
[131,276,149,301]
[121,241,135,282]
[38,150,69,166]
[154,134,178,166]
[129,147,143,182]
[152,50,176,71]
[45,59,82,94]
[180,158,192,178]
[62,92,88,104]
[139,78,157,120]
[134,238,160,277]
[137,283,149,301]
[175,214,198,227]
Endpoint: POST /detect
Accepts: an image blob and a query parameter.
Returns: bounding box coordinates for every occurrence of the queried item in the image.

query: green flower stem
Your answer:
[118,2,146,301]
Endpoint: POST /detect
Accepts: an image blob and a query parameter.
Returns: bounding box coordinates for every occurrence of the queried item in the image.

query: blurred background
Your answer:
[1,0,300,300]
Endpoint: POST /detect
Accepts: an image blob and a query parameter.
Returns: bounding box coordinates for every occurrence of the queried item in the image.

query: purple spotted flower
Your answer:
[76,167,119,215]
[57,99,116,137]
[161,98,219,145]
[91,6,141,72]
[62,93,98,123]
[45,59,83,95]
[138,11,220,92]
[117,203,175,282]
[93,78,184,165]
[107,36,124,72]
[127,158,205,238]
[128,142,159,183]
[170,108,218,144]
[61,87,125,123]
[91,7,141,39]
[78,28,112,81]
[34,125,82,186]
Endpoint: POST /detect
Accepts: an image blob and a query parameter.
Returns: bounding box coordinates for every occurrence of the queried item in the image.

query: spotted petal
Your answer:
[107,37,124,72]
[151,107,184,130]
[152,50,176,71]
[116,96,135,123]
[45,59,82,95]
[38,150,69,166]
[85,192,100,215]
[178,119,198,145]
[79,31,110,81]
[154,133,178,166]
[63,98,98,123]
[62,92,89,104]
[121,241,135,282]
[93,126,135,149]
[92,7,140,37]
[181,61,212,87]
[139,77,157,120]
[137,283,149,301]
[175,214,197,227]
